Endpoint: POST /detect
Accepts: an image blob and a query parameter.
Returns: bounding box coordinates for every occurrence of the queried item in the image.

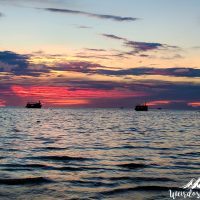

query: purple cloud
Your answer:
[102,33,179,54]
[44,8,139,22]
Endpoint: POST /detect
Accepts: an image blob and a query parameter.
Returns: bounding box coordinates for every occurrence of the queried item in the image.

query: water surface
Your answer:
[0,108,199,199]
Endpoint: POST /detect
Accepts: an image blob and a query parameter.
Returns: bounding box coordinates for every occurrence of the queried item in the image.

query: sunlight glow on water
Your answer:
[0,108,199,200]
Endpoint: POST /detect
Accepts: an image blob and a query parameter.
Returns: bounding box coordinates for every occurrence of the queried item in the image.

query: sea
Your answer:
[0,108,199,200]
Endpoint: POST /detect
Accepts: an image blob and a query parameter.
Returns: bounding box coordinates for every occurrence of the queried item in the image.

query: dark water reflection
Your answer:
[0,108,199,199]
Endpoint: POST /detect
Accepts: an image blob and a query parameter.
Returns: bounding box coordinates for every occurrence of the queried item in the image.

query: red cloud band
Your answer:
[11,85,146,106]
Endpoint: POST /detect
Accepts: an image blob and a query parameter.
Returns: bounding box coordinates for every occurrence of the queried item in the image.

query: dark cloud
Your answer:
[98,67,200,78]
[102,33,179,54]
[102,34,125,40]
[148,83,200,107]
[52,60,200,78]
[0,51,50,76]
[0,12,4,17]
[44,8,139,22]
[0,51,29,74]
[1,51,198,78]
[125,41,163,52]
[62,80,126,91]
[52,61,104,73]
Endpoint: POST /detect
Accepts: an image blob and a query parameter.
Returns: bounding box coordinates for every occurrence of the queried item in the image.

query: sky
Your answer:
[0,0,200,108]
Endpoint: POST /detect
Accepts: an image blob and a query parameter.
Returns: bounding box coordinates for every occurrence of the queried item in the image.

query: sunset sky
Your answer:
[0,0,200,108]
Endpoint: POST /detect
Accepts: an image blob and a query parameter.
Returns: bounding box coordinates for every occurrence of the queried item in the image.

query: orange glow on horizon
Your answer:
[188,102,200,107]
[44,99,89,106]
[0,99,6,107]
[147,100,171,106]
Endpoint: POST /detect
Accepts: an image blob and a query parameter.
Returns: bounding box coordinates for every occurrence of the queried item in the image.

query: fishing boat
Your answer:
[26,101,42,108]
[135,103,148,111]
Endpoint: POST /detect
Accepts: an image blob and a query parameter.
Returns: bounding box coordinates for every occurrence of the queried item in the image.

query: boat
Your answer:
[26,101,42,108]
[135,103,148,111]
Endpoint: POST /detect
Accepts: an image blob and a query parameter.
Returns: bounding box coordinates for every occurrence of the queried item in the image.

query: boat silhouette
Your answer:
[26,101,42,108]
[135,103,148,111]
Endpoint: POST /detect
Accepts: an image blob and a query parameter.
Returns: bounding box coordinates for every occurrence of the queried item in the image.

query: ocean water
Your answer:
[0,108,199,200]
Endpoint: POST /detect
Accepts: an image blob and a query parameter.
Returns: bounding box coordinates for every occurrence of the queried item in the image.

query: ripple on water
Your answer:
[26,155,94,162]
[0,177,53,185]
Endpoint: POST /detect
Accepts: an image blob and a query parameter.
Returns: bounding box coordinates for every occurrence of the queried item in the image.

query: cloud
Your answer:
[85,48,106,52]
[152,84,200,107]
[11,85,144,99]
[0,51,198,79]
[0,51,50,76]
[75,55,110,60]
[102,34,125,40]
[160,54,183,60]
[7,84,146,108]
[52,60,105,74]
[76,25,92,29]
[96,67,200,78]
[43,8,139,22]
[51,60,200,78]
[125,41,163,52]
[37,75,200,108]
[1,50,200,108]
[0,12,4,17]
[102,33,179,54]
[0,51,29,74]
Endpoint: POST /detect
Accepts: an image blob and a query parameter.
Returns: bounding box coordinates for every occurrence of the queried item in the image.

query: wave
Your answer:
[117,145,173,151]
[27,155,93,162]
[58,166,85,171]
[0,177,53,185]
[43,147,68,150]
[12,128,21,133]
[178,152,200,157]
[119,145,144,149]
[108,176,175,182]
[0,163,90,172]
[1,163,50,168]
[118,145,143,149]
[117,163,149,169]
[101,186,179,195]
[0,163,56,171]
[0,163,109,172]
[32,147,69,151]
[174,161,200,167]
[70,180,118,187]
